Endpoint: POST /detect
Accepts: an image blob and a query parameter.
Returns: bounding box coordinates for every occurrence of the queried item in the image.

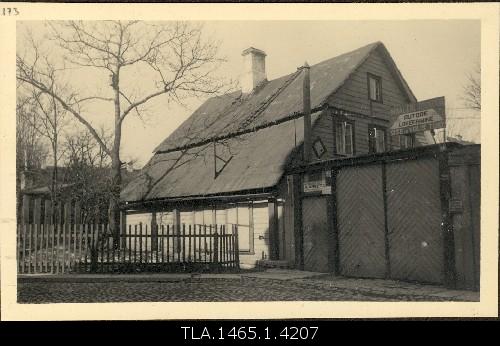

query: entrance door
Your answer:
[302,196,330,272]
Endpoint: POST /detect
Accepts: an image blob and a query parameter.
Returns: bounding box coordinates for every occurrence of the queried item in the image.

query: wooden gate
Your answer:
[336,164,386,278]
[295,143,479,289]
[302,196,330,272]
[386,158,443,284]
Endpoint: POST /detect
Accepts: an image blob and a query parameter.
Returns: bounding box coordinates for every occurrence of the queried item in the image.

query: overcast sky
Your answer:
[18,20,481,166]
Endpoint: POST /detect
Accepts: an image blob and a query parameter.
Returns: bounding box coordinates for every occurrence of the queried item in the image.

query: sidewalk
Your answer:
[18,268,479,302]
[241,269,479,301]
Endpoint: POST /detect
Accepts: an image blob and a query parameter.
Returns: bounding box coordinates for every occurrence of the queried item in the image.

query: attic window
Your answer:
[368,73,382,102]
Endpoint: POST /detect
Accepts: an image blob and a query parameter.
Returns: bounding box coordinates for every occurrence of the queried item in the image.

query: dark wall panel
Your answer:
[386,158,443,284]
[337,164,386,278]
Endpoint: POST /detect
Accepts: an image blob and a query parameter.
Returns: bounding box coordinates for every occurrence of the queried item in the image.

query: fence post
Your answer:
[22,195,30,225]
[90,224,98,273]
[151,211,158,252]
[44,200,52,225]
[121,211,127,250]
[74,201,81,225]
[62,201,71,273]
[213,228,219,272]
[234,225,240,270]
[33,198,41,273]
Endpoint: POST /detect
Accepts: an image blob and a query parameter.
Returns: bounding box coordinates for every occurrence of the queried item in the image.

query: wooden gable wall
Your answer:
[310,46,424,157]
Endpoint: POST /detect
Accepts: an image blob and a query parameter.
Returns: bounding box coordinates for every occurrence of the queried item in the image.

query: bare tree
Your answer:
[16,94,49,173]
[63,127,113,223]
[64,126,112,169]
[18,88,69,206]
[17,20,229,242]
[463,63,481,110]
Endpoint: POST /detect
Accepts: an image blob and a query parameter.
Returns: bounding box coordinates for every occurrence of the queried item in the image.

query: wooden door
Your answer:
[302,196,330,272]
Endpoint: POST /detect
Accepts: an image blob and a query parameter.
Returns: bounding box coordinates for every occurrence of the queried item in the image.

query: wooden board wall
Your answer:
[314,46,428,155]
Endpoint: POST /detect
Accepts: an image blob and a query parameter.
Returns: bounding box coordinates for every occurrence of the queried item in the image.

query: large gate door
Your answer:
[386,158,443,284]
[302,197,329,272]
[337,165,386,278]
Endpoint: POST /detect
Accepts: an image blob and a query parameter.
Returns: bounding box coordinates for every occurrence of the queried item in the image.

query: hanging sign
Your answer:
[390,97,446,136]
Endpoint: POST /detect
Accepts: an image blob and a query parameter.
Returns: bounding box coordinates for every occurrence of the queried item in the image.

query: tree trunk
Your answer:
[109,150,121,249]
[109,68,122,249]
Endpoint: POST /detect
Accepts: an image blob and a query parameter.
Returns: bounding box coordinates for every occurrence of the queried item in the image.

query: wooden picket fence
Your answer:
[17,196,240,274]
[17,223,240,274]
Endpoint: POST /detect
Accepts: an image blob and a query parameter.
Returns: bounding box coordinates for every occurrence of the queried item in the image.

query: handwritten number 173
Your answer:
[2,8,20,16]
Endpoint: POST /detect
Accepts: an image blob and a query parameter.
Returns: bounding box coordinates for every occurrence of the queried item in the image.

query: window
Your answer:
[400,134,415,149]
[368,73,382,102]
[368,126,386,153]
[236,203,252,253]
[336,121,354,156]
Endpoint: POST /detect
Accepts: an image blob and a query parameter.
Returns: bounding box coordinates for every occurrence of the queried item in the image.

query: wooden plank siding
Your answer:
[123,201,271,269]
[318,46,422,155]
[311,113,335,161]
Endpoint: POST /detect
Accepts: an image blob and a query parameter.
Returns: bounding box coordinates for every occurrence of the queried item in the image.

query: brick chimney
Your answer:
[241,47,267,94]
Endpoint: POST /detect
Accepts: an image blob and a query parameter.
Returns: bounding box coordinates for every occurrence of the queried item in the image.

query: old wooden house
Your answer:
[121,41,441,269]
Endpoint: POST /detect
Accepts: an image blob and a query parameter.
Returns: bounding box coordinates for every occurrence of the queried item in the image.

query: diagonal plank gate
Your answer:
[299,143,480,290]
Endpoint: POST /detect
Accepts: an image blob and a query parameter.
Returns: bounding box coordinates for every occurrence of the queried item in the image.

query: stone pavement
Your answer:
[244,269,479,302]
[17,268,479,303]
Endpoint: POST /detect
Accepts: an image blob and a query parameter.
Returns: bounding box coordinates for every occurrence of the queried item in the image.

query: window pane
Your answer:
[368,127,376,153]
[392,135,401,149]
[194,209,204,225]
[203,209,213,225]
[400,135,407,149]
[236,203,251,251]
[215,207,226,226]
[238,225,250,251]
[345,123,353,155]
[180,211,193,225]
[369,78,376,100]
[336,122,344,154]
[227,205,237,225]
[376,129,385,152]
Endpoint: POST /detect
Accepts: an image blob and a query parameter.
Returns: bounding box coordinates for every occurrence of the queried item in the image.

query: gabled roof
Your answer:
[121,42,416,203]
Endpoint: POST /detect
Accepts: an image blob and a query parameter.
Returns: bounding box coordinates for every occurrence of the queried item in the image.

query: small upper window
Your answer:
[368,74,382,102]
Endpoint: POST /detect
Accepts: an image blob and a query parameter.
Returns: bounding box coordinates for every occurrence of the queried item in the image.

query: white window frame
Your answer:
[336,121,354,156]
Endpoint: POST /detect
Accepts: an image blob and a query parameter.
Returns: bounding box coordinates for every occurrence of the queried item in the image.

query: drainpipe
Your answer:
[301,62,312,162]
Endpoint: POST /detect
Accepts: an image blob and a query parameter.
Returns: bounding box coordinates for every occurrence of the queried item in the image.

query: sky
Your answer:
[18,20,481,166]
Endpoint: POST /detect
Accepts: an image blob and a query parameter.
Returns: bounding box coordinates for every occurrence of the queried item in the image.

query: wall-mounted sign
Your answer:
[390,97,446,136]
[303,170,331,195]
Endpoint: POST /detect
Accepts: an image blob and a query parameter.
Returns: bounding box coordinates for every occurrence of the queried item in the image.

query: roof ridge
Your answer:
[152,41,392,155]
[236,68,303,131]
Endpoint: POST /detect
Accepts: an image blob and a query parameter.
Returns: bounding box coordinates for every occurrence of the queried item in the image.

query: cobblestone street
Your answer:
[17,273,478,303]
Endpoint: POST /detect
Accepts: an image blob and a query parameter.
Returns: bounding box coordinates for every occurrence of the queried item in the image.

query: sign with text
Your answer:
[390,97,446,136]
[303,170,332,195]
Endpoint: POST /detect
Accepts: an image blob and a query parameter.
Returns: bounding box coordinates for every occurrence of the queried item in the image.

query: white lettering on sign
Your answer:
[390,97,446,135]
[390,109,444,136]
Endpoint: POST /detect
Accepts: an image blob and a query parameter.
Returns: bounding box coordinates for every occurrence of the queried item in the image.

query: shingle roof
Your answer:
[121,42,414,203]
